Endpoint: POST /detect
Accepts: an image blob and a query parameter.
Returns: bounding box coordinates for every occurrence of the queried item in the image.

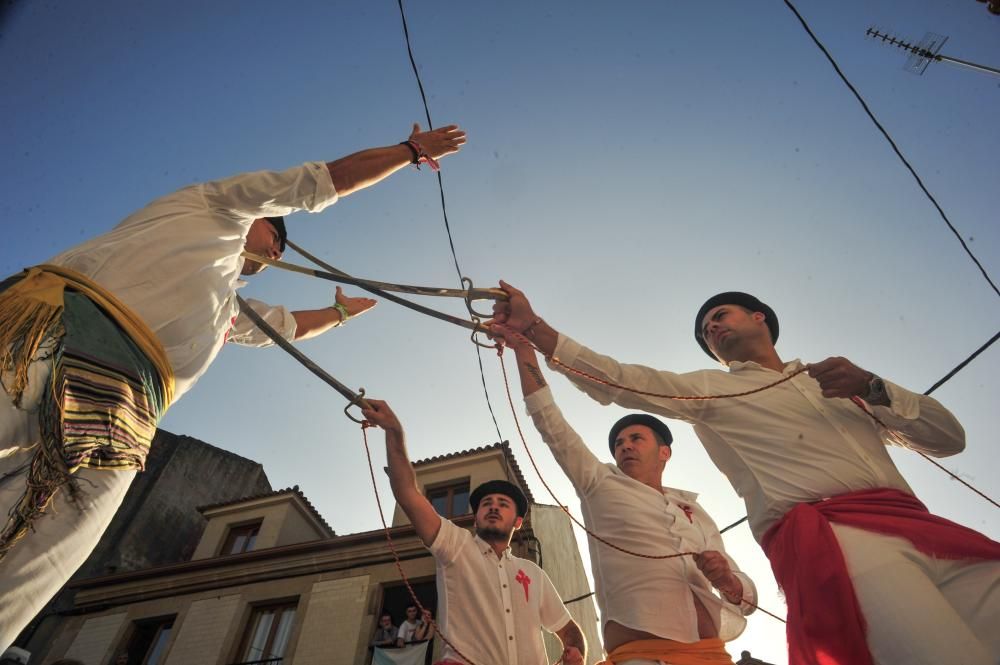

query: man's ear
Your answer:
[513,516,524,531]
[659,444,672,464]
[753,311,766,324]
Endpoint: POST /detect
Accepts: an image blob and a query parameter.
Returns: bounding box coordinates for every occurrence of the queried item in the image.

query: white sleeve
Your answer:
[697,503,756,616]
[524,387,610,496]
[428,517,468,567]
[869,381,966,457]
[227,298,297,346]
[551,335,712,424]
[536,567,574,633]
[201,162,339,219]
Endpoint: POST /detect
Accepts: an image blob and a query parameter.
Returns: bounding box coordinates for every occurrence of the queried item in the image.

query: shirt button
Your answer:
[509,636,514,641]
[506,609,511,613]
[503,584,507,588]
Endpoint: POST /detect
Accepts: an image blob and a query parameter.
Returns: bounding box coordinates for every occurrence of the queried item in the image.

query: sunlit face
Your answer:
[474,493,522,541]
[700,304,766,362]
[241,218,283,275]
[612,424,670,477]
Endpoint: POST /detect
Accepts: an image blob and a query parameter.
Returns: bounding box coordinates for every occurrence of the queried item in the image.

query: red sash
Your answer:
[762,488,1000,665]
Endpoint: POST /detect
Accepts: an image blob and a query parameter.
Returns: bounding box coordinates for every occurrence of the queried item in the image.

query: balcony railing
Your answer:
[228,659,283,665]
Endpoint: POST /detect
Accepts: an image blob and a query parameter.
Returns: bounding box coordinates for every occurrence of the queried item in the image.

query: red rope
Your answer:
[496,348,786,624]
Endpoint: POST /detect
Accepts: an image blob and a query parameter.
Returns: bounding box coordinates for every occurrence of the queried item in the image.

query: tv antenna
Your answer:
[866,28,1000,78]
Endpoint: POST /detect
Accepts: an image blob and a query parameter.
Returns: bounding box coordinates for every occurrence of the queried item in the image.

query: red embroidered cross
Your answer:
[223,314,238,343]
[515,569,531,602]
[680,505,694,524]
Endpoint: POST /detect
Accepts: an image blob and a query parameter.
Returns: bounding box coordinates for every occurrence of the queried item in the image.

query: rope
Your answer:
[781,0,999,298]
[395,0,506,446]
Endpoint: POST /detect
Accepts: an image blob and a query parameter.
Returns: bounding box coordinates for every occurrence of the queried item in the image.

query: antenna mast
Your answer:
[866,28,1000,78]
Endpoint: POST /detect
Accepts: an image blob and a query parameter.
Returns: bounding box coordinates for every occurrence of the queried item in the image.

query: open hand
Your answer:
[336,286,377,320]
[409,123,467,160]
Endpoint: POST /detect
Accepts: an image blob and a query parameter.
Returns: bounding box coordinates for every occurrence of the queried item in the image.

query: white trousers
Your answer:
[0,351,135,650]
[832,522,1000,665]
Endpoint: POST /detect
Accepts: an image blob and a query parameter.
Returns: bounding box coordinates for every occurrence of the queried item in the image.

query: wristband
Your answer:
[399,141,420,164]
[333,302,350,325]
[403,139,441,172]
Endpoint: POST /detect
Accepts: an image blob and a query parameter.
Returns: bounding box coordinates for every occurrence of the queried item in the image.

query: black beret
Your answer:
[470,479,529,518]
[265,216,287,252]
[694,292,778,360]
[608,413,673,455]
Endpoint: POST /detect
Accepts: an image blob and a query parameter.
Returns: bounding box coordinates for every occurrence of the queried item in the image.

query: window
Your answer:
[114,615,174,665]
[427,481,470,518]
[233,601,298,665]
[221,521,261,555]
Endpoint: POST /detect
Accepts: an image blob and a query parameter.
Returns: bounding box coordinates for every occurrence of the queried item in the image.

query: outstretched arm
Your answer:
[489,280,559,356]
[326,123,466,197]
[554,619,586,665]
[361,399,442,547]
[292,287,377,340]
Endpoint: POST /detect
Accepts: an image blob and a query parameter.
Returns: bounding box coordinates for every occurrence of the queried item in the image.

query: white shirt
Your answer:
[48,163,339,401]
[552,335,966,542]
[429,517,572,665]
[526,386,754,643]
[398,618,420,643]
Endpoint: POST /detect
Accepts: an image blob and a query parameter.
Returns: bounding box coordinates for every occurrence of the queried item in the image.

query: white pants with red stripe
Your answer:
[833,522,1000,665]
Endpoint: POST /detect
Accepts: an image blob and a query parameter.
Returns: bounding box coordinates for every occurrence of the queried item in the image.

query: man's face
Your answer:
[474,493,522,541]
[700,304,767,362]
[380,615,392,628]
[405,607,418,622]
[241,218,283,275]
[613,424,670,477]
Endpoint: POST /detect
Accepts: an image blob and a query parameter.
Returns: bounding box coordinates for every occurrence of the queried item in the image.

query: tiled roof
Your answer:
[412,441,536,504]
[197,485,335,537]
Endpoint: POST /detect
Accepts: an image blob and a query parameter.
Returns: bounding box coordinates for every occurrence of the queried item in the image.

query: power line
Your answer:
[782,0,999,299]
[395,0,504,444]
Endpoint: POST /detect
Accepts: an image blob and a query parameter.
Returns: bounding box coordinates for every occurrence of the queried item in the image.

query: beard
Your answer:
[476,524,513,542]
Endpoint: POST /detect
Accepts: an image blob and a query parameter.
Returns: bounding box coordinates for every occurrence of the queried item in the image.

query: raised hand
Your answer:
[335,286,377,320]
[409,123,467,161]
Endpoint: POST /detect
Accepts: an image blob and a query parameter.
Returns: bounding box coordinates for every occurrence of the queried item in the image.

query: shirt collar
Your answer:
[729,357,804,373]
[662,486,699,502]
[473,533,512,559]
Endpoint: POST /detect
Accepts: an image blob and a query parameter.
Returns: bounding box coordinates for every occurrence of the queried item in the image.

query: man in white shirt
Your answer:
[396,605,421,646]
[362,399,587,665]
[493,323,755,664]
[0,123,466,649]
[488,283,1000,665]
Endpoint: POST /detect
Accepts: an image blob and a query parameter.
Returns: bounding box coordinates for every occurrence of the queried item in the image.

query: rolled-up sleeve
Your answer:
[201,161,339,219]
[227,298,297,346]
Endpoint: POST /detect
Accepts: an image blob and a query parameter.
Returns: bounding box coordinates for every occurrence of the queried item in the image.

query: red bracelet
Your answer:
[404,139,441,172]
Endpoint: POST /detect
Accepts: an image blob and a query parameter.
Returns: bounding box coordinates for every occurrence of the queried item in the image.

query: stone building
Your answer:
[26,441,602,665]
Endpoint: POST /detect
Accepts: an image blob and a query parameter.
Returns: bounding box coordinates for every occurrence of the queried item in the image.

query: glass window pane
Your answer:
[430,494,448,517]
[244,532,257,552]
[244,610,275,660]
[268,608,297,657]
[228,533,248,554]
[144,625,172,665]
[452,489,470,514]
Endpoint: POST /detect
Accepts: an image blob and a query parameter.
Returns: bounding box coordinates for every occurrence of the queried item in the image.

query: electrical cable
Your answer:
[781,0,999,298]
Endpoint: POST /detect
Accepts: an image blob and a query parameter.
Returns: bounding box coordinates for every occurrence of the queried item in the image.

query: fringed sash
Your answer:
[0,265,174,560]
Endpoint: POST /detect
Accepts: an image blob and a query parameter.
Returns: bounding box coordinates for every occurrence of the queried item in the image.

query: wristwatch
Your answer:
[860,374,887,404]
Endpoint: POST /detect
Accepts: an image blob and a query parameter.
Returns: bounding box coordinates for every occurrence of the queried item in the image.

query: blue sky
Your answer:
[3,2,998,661]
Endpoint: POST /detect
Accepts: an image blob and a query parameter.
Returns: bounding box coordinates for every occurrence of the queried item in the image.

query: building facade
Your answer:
[28,441,601,665]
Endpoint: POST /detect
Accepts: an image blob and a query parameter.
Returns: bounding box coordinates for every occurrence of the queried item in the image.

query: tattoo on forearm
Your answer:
[525,363,547,388]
